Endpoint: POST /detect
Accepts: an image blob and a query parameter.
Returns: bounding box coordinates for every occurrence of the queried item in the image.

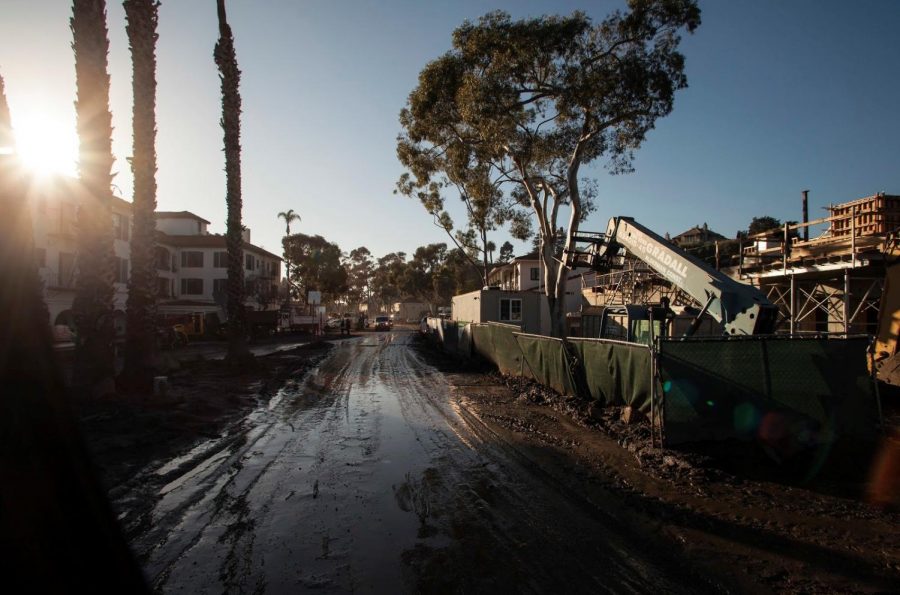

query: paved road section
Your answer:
[120,331,700,593]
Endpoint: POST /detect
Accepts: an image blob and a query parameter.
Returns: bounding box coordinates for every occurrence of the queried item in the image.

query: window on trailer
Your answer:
[499,298,522,322]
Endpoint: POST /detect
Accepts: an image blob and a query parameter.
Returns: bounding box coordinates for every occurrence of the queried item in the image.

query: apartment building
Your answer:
[155,212,281,316]
[487,252,543,291]
[485,251,594,317]
[29,176,281,340]
[29,176,133,340]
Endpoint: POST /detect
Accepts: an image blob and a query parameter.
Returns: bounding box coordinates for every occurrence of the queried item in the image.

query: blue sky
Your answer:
[1,0,898,260]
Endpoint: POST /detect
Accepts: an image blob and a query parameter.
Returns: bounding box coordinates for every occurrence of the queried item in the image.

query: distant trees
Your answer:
[278,230,483,313]
[748,216,783,236]
[400,3,700,335]
[283,233,349,303]
[497,241,515,264]
[345,246,374,310]
[214,0,251,365]
[70,0,118,395]
[122,0,160,390]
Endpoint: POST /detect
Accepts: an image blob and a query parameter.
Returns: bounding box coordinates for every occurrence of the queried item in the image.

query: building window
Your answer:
[115,257,129,284]
[156,247,171,270]
[59,203,77,235]
[157,277,170,297]
[213,278,227,296]
[58,252,76,288]
[181,278,203,295]
[499,298,522,322]
[530,267,539,281]
[214,251,228,268]
[113,213,129,241]
[34,247,46,268]
[245,253,254,270]
[181,251,204,268]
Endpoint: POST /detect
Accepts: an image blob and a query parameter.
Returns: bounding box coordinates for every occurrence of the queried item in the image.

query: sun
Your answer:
[12,111,78,178]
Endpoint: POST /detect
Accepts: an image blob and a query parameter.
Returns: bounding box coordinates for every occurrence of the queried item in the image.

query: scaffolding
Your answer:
[739,193,899,335]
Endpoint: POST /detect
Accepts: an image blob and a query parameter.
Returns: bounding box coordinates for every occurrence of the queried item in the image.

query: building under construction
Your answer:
[582,191,900,338]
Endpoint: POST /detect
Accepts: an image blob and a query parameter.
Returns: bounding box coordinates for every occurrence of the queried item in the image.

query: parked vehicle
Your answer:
[246,310,279,337]
[374,316,392,331]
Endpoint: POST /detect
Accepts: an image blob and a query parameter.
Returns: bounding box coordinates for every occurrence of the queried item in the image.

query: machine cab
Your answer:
[598,303,673,345]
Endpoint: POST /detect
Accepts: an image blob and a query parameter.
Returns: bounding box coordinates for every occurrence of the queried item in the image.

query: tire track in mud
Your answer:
[387,345,704,594]
[120,332,704,593]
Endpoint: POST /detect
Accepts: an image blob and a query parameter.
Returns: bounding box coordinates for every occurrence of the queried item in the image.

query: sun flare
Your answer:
[13,111,78,178]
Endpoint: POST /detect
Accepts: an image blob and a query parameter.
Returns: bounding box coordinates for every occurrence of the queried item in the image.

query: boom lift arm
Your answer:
[568,217,778,336]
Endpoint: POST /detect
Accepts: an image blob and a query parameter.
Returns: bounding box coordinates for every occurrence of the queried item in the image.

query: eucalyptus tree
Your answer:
[497,241,515,264]
[282,233,348,304]
[71,0,118,393]
[122,0,160,390]
[395,157,529,288]
[346,246,374,310]
[215,0,251,364]
[401,2,700,335]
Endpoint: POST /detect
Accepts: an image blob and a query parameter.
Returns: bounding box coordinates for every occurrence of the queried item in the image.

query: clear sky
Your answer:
[1,0,898,260]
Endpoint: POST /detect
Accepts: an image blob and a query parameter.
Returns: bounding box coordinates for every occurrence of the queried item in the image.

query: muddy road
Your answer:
[117,330,707,593]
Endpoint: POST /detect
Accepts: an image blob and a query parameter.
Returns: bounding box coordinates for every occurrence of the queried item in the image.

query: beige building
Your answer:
[28,177,281,340]
[391,301,431,322]
[155,212,280,316]
[29,177,133,340]
[452,289,548,335]
[487,252,542,291]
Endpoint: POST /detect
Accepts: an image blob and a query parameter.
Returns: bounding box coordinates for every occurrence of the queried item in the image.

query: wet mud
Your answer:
[112,332,711,593]
[105,331,899,593]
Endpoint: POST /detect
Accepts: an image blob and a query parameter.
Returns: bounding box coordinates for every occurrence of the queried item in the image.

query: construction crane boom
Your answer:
[569,217,778,336]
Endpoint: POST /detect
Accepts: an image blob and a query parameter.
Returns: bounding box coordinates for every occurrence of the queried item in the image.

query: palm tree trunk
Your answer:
[122,0,160,391]
[215,0,251,364]
[0,73,149,593]
[71,0,117,396]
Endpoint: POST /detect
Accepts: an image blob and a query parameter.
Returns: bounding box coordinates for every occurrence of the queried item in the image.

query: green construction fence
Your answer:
[470,322,529,377]
[658,337,878,446]
[568,338,653,411]
[429,320,878,448]
[513,333,577,396]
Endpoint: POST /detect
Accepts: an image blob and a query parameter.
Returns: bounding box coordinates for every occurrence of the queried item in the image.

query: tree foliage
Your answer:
[497,241,515,264]
[748,216,782,236]
[345,246,374,309]
[283,233,348,302]
[400,2,700,335]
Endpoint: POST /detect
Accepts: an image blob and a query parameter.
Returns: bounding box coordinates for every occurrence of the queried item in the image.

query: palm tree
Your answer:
[278,209,301,300]
[215,0,251,365]
[1,71,149,594]
[71,0,118,396]
[278,209,301,236]
[122,0,160,391]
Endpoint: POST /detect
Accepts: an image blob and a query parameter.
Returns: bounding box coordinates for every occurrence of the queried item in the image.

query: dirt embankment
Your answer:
[76,340,333,492]
[418,338,900,594]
